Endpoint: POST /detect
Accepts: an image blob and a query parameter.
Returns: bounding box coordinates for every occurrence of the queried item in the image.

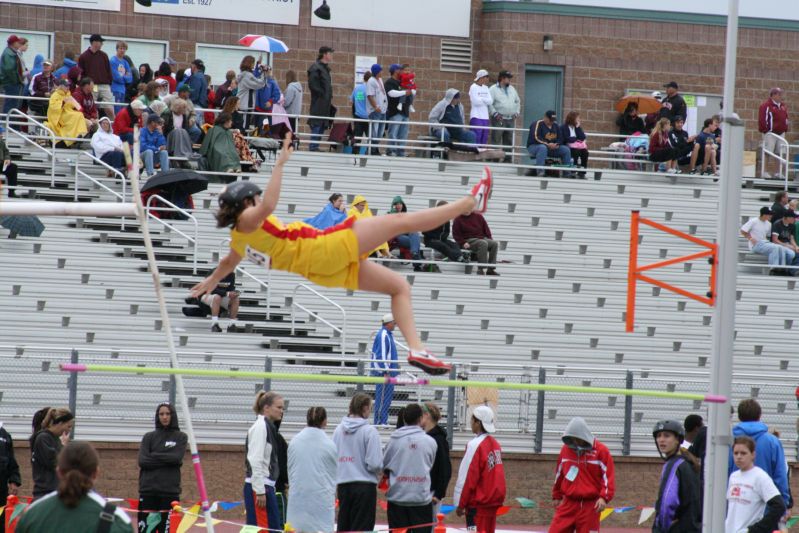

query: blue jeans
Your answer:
[113,91,126,103]
[373,382,395,425]
[752,240,789,266]
[188,124,203,143]
[309,124,326,151]
[387,114,409,156]
[527,144,573,167]
[142,149,170,175]
[369,111,386,153]
[243,482,281,529]
[3,83,23,113]
[395,232,421,255]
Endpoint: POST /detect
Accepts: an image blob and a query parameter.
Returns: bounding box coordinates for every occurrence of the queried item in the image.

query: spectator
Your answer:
[162,97,196,160]
[730,398,792,510]
[371,313,399,425]
[30,407,74,500]
[428,89,476,144]
[15,441,133,533]
[561,111,588,175]
[155,61,176,94]
[648,117,678,173]
[668,115,696,167]
[236,55,268,132]
[27,54,44,86]
[684,413,707,509]
[659,81,687,122]
[90,117,125,173]
[0,418,21,533]
[332,393,383,533]
[72,77,99,133]
[454,406,506,533]
[469,69,493,146]
[397,64,417,113]
[77,34,114,119]
[269,397,289,530]
[282,70,302,133]
[221,95,245,132]
[771,190,790,223]
[488,70,520,160]
[421,402,452,519]
[304,192,348,230]
[350,71,371,155]
[549,417,615,533]
[453,207,498,275]
[388,196,424,271]
[138,62,153,84]
[1,35,25,113]
[187,59,207,124]
[758,87,789,178]
[140,113,169,178]
[215,69,237,110]
[113,98,146,145]
[347,194,390,257]
[688,117,719,175]
[383,404,437,533]
[385,64,412,157]
[137,80,162,109]
[366,63,387,156]
[155,77,170,100]
[527,110,572,177]
[200,271,239,332]
[307,46,334,152]
[137,403,187,533]
[726,435,786,533]
[29,59,55,116]
[423,200,468,264]
[110,41,132,103]
[1,132,19,198]
[616,102,646,136]
[45,78,88,147]
[651,420,702,533]
[199,112,240,173]
[255,65,282,129]
[16,38,29,90]
[286,407,337,533]
[52,50,76,81]
[771,210,799,274]
[741,206,791,274]
[245,391,283,531]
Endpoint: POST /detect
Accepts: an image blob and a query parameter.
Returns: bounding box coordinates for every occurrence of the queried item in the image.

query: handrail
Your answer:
[73,151,127,230]
[761,132,790,189]
[290,283,347,356]
[4,108,56,184]
[145,194,199,274]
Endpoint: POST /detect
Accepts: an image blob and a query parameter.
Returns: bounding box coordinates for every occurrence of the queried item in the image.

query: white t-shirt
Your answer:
[725,466,781,533]
[740,217,772,251]
[468,82,493,120]
[365,76,387,115]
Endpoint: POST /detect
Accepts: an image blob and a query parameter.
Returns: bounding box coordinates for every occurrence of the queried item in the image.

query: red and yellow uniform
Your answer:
[230,214,361,290]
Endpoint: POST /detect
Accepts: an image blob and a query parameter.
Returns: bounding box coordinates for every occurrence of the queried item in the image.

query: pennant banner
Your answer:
[638,507,656,525]
[145,512,162,533]
[175,504,201,533]
[599,508,614,522]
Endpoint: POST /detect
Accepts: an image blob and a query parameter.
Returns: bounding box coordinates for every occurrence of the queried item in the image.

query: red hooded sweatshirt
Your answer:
[552,417,616,502]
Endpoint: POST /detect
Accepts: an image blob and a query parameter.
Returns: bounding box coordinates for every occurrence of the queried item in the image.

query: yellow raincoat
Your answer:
[347,194,389,258]
[45,88,88,146]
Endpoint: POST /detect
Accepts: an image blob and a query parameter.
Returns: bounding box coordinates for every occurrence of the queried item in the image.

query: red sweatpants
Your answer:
[474,508,498,533]
[548,498,600,533]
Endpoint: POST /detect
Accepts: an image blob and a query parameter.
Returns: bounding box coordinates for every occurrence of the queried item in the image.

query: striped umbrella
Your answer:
[238,35,290,54]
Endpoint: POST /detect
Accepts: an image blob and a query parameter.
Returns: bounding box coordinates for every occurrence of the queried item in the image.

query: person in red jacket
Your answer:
[112,99,146,145]
[453,209,499,275]
[454,406,506,533]
[549,417,615,533]
[759,87,789,178]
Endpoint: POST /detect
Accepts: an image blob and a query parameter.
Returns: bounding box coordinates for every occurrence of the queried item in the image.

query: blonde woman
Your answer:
[648,117,679,173]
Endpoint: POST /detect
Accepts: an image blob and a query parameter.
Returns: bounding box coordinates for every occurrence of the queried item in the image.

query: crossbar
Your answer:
[0,202,136,217]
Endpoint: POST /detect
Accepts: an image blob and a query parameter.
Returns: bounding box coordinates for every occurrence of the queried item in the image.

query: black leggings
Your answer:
[138,493,179,533]
[425,238,462,261]
[337,482,376,532]
[570,147,589,168]
[2,161,18,197]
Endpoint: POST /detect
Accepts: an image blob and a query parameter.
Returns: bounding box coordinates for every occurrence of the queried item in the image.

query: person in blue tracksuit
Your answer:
[371,313,399,425]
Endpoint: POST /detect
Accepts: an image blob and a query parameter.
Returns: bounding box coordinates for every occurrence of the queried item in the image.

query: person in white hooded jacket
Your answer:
[90,116,125,173]
[383,403,438,533]
[332,393,383,532]
[286,406,337,533]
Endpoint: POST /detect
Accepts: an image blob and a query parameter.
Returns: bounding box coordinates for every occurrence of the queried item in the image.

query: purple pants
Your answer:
[470,117,490,146]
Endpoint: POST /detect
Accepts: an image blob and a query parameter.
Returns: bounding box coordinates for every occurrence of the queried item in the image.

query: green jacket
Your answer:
[200,126,239,173]
[389,195,407,213]
[0,46,22,86]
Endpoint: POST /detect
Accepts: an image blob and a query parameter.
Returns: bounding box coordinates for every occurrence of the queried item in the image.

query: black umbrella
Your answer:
[0,215,45,237]
[140,169,209,195]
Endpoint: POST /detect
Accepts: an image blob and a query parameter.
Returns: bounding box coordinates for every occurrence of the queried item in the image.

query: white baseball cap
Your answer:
[382,313,395,324]
[472,405,496,433]
[474,69,489,82]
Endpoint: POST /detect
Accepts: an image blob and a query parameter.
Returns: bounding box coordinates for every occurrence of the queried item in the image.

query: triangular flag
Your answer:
[614,506,635,513]
[0,505,4,517]
[787,516,799,528]
[439,504,456,515]
[239,526,263,533]
[175,504,200,533]
[10,502,27,523]
[195,519,223,527]
[145,512,162,533]
[218,501,243,511]
[599,508,614,521]
[495,506,511,516]
[515,497,536,508]
[126,498,140,510]
[638,507,656,525]
[207,501,218,513]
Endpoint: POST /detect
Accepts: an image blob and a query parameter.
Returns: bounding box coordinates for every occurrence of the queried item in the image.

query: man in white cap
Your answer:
[370,312,398,425]
[469,69,493,147]
[454,405,506,533]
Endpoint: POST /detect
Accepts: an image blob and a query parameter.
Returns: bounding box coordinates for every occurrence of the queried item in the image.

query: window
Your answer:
[196,44,272,88]
[0,29,53,67]
[81,35,168,75]
[440,39,472,73]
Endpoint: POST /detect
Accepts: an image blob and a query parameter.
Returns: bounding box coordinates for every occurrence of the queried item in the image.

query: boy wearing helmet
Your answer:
[191,136,493,376]
[652,420,701,533]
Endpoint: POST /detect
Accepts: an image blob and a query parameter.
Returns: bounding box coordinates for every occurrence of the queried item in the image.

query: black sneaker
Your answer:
[226,323,237,332]
[689,169,697,175]
[211,323,222,332]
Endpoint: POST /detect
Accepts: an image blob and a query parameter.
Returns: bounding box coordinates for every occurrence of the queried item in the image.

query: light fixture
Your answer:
[543,35,553,51]
[314,0,331,20]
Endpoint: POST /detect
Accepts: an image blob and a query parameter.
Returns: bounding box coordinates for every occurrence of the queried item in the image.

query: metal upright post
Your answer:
[703,1,742,530]
[356,360,365,393]
[264,356,272,393]
[534,367,546,453]
[169,376,176,407]
[622,371,633,456]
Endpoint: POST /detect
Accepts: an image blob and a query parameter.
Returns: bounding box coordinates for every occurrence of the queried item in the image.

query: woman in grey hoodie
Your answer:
[236,55,268,131]
[332,393,383,532]
[283,70,303,133]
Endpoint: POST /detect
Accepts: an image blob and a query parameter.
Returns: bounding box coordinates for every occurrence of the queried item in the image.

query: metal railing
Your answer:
[144,194,199,274]
[73,151,128,229]
[290,283,347,356]
[4,108,56,184]
[760,132,792,189]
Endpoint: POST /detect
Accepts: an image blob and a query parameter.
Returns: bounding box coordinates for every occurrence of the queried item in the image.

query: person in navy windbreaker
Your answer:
[370,313,398,425]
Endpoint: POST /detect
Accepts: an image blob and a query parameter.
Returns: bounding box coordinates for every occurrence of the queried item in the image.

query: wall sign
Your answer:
[135,0,300,25]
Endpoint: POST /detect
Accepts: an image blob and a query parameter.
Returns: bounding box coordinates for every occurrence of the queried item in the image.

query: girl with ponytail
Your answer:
[30,407,73,500]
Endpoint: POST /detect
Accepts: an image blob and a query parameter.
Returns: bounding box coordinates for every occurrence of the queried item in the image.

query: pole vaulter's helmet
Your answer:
[218,181,262,209]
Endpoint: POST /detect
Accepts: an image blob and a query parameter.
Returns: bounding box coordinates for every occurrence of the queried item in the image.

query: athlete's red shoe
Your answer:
[470,166,493,213]
[407,349,451,375]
